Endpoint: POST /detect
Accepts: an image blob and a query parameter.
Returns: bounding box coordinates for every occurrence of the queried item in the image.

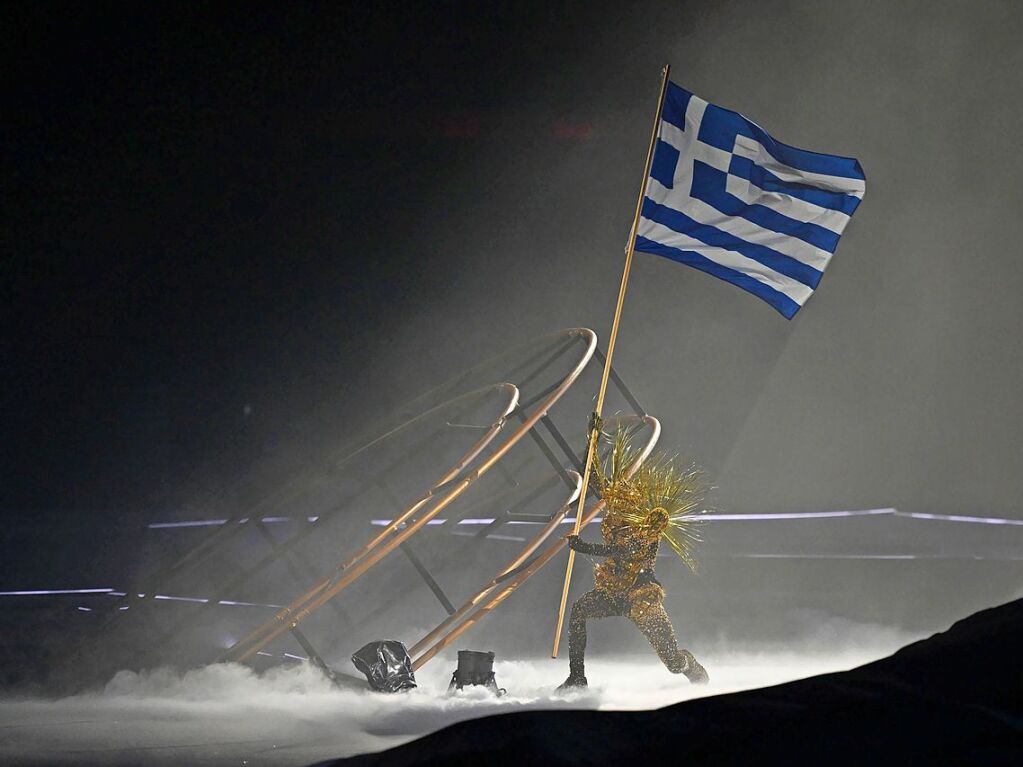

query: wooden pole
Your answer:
[551,64,671,657]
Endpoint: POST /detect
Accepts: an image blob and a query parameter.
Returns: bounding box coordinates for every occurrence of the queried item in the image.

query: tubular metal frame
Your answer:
[223,330,599,662]
[93,328,652,675]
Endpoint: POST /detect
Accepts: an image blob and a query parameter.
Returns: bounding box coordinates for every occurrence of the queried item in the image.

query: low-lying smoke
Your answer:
[0,617,920,767]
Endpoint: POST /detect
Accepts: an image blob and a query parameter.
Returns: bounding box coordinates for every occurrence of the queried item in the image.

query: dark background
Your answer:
[3,1,1021,626]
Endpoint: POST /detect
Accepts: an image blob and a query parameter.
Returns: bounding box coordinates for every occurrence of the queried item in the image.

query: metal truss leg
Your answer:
[289,626,341,686]
[251,519,353,627]
[399,541,457,615]
[593,346,646,416]
[513,408,580,492]
[375,481,458,616]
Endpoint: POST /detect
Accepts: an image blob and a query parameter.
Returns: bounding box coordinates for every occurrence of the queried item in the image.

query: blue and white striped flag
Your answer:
[634,83,866,319]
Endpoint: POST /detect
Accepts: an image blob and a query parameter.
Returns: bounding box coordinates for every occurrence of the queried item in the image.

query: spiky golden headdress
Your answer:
[592,425,710,572]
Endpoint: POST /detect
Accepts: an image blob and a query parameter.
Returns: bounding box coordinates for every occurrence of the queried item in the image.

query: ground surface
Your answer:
[0,646,899,766]
[324,598,1023,766]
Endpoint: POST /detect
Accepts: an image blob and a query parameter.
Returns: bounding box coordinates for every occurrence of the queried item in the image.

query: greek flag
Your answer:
[634,83,866,318]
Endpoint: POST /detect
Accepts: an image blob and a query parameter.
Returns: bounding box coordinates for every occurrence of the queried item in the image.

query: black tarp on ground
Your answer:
[316,598,1023,766]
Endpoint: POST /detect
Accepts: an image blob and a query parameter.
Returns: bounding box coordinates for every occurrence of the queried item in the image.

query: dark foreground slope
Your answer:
[317,599,1023,766]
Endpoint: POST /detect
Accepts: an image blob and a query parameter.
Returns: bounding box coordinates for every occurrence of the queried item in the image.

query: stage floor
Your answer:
[0,640,912,767]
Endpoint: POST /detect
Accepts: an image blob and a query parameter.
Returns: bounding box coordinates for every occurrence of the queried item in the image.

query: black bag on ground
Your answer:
[351,640,417,692]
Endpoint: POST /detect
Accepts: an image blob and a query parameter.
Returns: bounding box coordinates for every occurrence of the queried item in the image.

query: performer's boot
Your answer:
[660,649,709,685]
[558,642,587,689]
[557,672,587,690]
[684,658,709,685]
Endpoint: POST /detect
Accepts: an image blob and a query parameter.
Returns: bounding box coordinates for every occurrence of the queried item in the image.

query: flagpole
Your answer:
[551,64,671,657]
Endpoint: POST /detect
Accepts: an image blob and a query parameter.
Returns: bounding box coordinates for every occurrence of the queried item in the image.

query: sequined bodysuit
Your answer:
[565,506,707,685]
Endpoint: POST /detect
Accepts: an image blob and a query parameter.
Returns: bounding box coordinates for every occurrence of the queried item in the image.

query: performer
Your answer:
[559,429,709,689]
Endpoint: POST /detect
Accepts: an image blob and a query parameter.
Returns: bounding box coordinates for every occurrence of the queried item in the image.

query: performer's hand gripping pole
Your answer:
[551,64,671,657]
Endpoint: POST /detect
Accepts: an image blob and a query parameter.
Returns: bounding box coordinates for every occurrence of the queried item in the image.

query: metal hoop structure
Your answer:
[222,329,598,662]
[77,328,657,680]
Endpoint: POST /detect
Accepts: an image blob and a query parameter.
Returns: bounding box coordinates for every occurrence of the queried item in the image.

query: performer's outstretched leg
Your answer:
[560,589,624,688]
[628,589,709,684]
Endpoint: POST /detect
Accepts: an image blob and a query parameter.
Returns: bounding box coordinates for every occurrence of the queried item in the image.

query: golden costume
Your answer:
[560,429,709,688]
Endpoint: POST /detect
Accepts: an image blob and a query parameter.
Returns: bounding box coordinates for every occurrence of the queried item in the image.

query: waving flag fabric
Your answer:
[634,83,866,318]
